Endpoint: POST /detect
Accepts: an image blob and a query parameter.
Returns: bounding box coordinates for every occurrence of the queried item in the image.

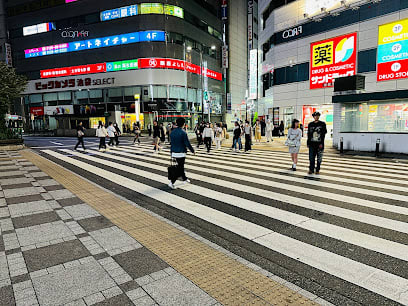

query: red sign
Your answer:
[302,106,317,129]
[30,107,44,116]
[41,63,106,78]
[377,59,408,81]
[310,33,357,89]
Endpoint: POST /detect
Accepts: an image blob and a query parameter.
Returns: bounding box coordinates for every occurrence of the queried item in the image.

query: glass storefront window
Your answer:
[58,91,71,102]
[44,93,58,106]
[89,89,103,103]
[340,101,408,133]
[76,90,89,104]
[108,88,123,102]
[30,94,42,104]
[124,86,141,101]
[89,117,105,129]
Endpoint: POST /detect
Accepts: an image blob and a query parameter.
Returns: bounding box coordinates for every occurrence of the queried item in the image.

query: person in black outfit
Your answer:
[147,123,152,137]
[159,123,166,143]
[152,121,161,153]
[307,112,327,175]
[74,121,86,152]
[114,123,121,146]
[279,121,285,137]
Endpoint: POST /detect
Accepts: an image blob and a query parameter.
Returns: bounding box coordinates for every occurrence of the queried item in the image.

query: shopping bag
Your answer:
[168,158,180,181]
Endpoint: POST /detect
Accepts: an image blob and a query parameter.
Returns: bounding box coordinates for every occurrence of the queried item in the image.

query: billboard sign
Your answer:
[377,18,408,82]
[106,60,138,72]
[30,107,44,116]
[101,5,138,21]
[310,32,357,89]
[41,63,106,78]
[249,49,257,99]
[23,22,55,36]
[44,105,74,115]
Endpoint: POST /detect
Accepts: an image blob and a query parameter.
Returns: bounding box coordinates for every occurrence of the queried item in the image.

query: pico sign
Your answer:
[310,33,357,89]
[377,18,408,82]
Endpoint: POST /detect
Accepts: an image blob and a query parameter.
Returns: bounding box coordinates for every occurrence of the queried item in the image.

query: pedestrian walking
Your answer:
[215,123,223,149]
[114,123,121,146]
[159,123,166,143]
[107,122,116,147]
[286,119,302,171]
[166,123,172,143]
[152,121,161,153]
[244,121,252,152]
[265,119,273,142]
[147,123,152,137]
[96,121,108,151]
[279,121,285,137]
[202,123,214,153]
[254,120,261,143]
[232,121,242,152]
[168,118,195,190]
[74,121,86,152]
[307,112,327,175]
[133,124,141,145]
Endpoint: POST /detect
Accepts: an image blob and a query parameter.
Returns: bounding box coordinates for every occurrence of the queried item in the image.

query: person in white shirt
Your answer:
[107,122,116,147]
[214,123,223,149]
[286,119,302,171]
[265,119,273,142]
[202,123,214,153]
[96,121,108,151]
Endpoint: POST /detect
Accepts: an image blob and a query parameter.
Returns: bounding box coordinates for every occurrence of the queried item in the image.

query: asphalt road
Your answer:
[24,136,408,305]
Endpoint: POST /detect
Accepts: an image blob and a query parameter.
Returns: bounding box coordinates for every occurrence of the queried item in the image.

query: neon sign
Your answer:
[101,5,138,21]
[41,58,222,81]
[24,31,165,58]
[23,22,55,36]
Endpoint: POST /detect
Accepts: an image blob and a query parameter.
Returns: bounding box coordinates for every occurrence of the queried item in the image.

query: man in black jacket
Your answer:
[307,112,327,175]
[74,121,86,152]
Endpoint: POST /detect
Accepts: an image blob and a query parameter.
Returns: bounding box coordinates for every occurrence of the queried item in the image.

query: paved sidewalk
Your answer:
[0,150,319,306]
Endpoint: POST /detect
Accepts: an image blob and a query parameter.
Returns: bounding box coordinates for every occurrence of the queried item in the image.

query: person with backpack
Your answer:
[168,117,195,189]
[74,121,86,152]
[215,123,223,150]
[107,122,116,147]
[96,121,108,151]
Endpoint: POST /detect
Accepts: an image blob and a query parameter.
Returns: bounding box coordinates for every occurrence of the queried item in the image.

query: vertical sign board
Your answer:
[222,46,229,69]
[5,43,12,67]
[249,49,258,99]
[377,18,408,82]
[310,32,357,89]
[248,0,253,50]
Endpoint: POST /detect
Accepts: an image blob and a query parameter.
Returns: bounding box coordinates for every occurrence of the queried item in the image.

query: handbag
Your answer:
[78,130,84,137]
[168,154,181,181]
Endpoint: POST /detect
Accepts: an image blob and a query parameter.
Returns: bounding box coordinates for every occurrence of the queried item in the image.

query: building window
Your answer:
[358,49,377,73]
[340,101,408,133]
[272,62,309,86]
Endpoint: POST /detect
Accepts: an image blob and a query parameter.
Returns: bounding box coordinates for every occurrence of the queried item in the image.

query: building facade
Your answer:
[259,0,408,153]
[4,0,225,133]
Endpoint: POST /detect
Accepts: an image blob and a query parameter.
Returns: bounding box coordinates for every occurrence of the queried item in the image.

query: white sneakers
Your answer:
[168,182,176,189]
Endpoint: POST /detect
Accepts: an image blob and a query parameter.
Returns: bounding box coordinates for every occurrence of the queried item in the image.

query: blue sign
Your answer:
[25,30,164,58]
[101,5,138,21]
[377,40,408,64]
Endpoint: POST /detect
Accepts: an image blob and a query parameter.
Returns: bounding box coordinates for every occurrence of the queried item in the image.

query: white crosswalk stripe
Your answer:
[40,145,408,305]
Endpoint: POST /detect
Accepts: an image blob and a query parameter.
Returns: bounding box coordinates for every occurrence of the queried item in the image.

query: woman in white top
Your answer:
[286,119,302,171]
[96,121,108,151]
[265,119,273,142]
[202,123,214,153]
[214,123,223,149]
[107,122,116,147]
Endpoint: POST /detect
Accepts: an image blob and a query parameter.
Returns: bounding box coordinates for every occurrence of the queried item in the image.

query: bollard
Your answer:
[340,137,344,154]
[375,138,381,157]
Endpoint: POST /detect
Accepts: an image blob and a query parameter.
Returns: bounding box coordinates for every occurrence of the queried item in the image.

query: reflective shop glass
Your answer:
[340,101,408,133]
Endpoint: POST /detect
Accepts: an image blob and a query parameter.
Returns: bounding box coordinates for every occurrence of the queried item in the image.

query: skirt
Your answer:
[288,145,300,154]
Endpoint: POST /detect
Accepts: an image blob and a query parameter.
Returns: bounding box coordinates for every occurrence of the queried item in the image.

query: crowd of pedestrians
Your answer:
[73,112,327,190]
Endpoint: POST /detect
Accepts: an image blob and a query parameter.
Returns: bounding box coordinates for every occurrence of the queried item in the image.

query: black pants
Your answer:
[108,137,115,146]
[133,134,140,144]
[309,145,324,172]
[245,134,251,151]
[99,137,106,150]
[171,157,187,184]
[115,136,119,146]
[196,134,202,146]
[74,137,85,150]
[148,130,152,137]
[204,137,212,152]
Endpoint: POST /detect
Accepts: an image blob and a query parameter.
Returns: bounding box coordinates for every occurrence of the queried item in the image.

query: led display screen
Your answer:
[164,5,184,18]
[140,3,164,14]
[25,31,165,58]
[23,22,55,36]
[41,63,106,78]
[101,5,138,21]
[106,60,139,71]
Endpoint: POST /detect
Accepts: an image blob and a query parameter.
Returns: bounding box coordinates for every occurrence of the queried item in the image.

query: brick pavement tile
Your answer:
[5,248,21,256]
[126,287,147,300]
[118,280,139,293]
[11,273,30,284]
[16,221,74,247]
[43,185,65,192]
[0,171,25,178]
[3,187,41,199]
[32,259,115,306]
[83,292,105,305]
[0,178,33,186]
[6,194,43,205]
[133,295,156,306]
[48,189,75,200]
[8,200,53,218]
[23,239,90,272]
[94,293,133,306]
[92,252,110,261]
[114,248,169,280]
[56,197,84,207]
[1,183,33,190]
[89,227,141,256]
[12,211,60,229]
[143,273,216,306]
[0,238,4,253]
[64,204,100,220]
[0,285,15,306]
[36,179,59,187]
[33,175,52,180]
[101,286,122,299]
[135,275,154,287]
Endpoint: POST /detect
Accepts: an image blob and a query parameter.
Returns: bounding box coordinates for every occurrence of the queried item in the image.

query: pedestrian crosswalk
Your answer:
[38,143,408,305]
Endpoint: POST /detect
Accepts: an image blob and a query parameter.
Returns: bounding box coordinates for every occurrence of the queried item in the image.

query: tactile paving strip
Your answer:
[21,150,317,306]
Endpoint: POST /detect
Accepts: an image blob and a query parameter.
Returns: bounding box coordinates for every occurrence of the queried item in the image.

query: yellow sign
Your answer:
[134,94,140,100]
[378,18,408,45]
[312,41,333,67]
